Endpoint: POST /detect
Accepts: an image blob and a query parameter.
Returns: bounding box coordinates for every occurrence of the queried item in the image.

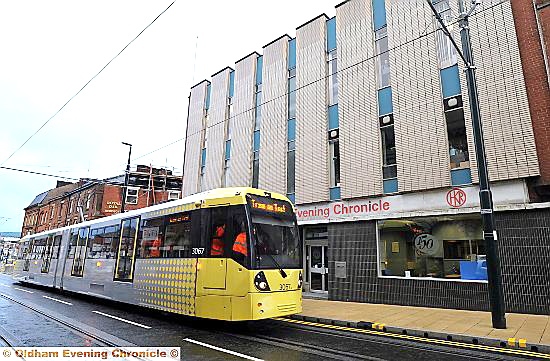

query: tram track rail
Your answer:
[267,317,549,360]
[0,292,135,348]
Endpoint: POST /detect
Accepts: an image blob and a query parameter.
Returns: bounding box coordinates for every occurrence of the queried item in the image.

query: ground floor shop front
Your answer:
[296,180,550,315]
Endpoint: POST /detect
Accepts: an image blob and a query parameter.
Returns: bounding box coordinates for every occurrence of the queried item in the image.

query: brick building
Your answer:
[21,166,182,236]
[512,0,550,200]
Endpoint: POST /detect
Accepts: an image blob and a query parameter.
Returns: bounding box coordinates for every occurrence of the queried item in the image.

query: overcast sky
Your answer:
[0,0,338,232]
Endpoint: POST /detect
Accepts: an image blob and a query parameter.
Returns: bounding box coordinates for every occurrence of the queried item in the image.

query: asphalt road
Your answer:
[0,274,543,361]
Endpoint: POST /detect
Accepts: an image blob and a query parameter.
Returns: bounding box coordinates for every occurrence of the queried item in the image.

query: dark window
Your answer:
[446,108,470,169]
[381,124,397,179]
[201,206,248,265]
[51,235,62,259]
[139,217,165,258]
[67,229,79,259]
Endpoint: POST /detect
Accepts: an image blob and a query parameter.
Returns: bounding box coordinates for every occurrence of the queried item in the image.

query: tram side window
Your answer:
[203,206,248,264]
[88,228,105,259]
[139,217,164,258]
[51,235,62,259]
[105,225,120,259]
[32,237,47,260]
[163,212,194,258]
[205,207,229,257]
[67,229,79,259]
[19,240,31,260]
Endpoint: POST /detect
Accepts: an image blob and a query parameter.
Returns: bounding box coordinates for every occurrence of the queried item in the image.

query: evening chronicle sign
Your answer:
[296,180,528,224]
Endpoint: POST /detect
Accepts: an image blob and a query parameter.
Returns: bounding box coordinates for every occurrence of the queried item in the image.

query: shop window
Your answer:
[377,215,487,281]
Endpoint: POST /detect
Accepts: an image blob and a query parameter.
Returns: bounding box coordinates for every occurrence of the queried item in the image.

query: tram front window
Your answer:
[251,216,300,269]
[247,194,301,270]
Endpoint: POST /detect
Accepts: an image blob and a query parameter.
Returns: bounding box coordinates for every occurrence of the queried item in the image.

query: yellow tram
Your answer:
[14,187,303,321]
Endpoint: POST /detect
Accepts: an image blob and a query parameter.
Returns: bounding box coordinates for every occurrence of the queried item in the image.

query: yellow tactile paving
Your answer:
[300,299,550,346]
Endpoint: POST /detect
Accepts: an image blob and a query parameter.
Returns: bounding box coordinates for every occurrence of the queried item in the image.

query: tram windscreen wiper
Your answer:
[266,253,287,278]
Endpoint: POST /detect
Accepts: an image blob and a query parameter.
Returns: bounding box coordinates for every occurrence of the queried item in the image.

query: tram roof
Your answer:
[20,187,290,240]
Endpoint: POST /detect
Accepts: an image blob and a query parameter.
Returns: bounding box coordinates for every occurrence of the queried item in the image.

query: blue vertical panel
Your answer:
[327,17,337,51]
[383,179,398,193]
[372,0,387,30]
[451,168,472,186]
[440,65,461,98]
[229,70,235,98]
[201,148,207,166]
[253,130,261,151]
[287,194,296,204]
[377,87,393,116]
[329,187,341,200]
[328,104,339,130]
[256,56,263,85]
[225,140,231,160]
[288,38,296,70]
[287,118,296,141]
[205,84,211,110]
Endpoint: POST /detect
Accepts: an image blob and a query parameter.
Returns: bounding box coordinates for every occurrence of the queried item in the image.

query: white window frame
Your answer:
[168,191,181,201]
[125,187,139,205]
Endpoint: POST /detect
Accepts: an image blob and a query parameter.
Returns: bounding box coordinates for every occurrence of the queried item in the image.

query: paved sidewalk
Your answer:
[297,298,550,349]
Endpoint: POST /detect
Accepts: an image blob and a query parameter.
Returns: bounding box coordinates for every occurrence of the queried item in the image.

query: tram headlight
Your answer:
[254,271,271,292]
[298,271,303,289]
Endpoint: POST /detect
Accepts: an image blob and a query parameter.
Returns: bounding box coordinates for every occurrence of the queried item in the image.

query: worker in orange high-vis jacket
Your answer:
[150,238,161,258]
[210,224,225,256]
[232,218,248,259]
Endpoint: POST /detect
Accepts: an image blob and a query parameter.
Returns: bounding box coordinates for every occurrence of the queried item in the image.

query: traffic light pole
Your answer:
[427,0,506,328]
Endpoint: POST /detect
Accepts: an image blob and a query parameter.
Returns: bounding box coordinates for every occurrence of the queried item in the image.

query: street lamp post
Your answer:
[427,0,506,328]
[121,142,132,213]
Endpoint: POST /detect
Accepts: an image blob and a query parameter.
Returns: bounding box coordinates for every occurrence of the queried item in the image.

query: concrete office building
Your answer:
[183,0,550,314]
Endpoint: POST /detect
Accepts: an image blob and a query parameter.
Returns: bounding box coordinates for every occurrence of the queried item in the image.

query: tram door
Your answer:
[41,235,54,273]
[114,216,140,281]
[71,227,90,277]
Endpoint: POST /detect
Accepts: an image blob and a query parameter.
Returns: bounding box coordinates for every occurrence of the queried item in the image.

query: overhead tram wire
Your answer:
[0,0,176,167]
[132,0,509,159]
[0,165,148,189]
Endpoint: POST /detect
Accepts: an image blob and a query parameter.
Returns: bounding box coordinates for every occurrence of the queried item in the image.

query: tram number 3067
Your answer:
[192,248,205,255]
[279,283,291,291]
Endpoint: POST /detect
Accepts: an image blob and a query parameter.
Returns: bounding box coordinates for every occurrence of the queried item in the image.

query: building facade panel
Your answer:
[203,70,230,190]
[467,0,540,181]
[228,54,257,187]
[388,0,451,192]
[183,82,208,196]
[336,0,383,199]
[296,16,330,204]
[259,36,290,194]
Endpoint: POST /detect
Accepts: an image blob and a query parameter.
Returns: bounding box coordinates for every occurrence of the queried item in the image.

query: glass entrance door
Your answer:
[308,245,328,293]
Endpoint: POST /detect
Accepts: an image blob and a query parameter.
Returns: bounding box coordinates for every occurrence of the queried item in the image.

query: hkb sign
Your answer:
[446,188,467,208]
[295,180,528,224]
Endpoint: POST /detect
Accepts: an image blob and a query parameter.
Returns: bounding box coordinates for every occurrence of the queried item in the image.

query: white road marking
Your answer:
[0,284,11,287]
[13,287,33,293]
[184,338,264,361]
[92,310,151,329]
[42,295,72,306]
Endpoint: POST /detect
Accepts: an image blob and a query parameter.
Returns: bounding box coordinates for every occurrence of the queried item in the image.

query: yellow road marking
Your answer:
[275,318,550,359]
